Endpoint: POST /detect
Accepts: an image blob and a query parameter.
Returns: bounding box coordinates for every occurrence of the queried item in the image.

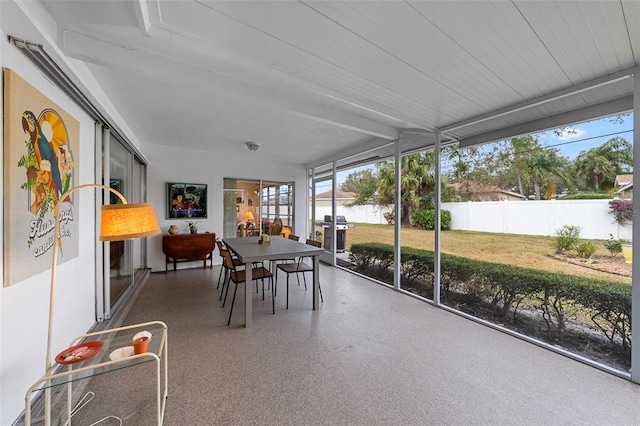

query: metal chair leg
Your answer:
[216,265,224,289]
[286,274,290,309]
[222,274,231,307]
[271,276,275,314]
[227,282,238,326]
[274,268,278,297]
[219,268,229,301]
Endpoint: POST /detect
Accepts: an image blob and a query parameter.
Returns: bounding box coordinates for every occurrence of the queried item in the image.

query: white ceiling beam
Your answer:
[306,137,395,169]
[308,129,450,170]
[132,0,152,34]
[441,66,639,133]
[458,96,633,148]
[61,30,399,140]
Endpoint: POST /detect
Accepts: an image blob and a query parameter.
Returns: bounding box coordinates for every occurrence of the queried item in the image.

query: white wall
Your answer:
[1,6,99,423]
[145,144,308,272]
[443,199,633,241]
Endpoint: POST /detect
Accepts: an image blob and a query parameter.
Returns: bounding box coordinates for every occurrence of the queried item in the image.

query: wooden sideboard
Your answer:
[162,233,216,271]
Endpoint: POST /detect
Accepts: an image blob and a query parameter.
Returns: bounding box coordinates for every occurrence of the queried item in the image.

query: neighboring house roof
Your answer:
[615,174,633,188]
[616,182,633,194]
[315,190,356,199]
[450,182,526,201]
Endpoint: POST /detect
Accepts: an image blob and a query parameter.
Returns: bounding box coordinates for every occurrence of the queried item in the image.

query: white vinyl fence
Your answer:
[315,200,631,241]
[442,199,631,240]
[314,204,393,225]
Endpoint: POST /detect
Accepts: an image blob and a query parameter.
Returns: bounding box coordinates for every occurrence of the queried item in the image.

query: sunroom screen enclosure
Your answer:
[309,108,637,381]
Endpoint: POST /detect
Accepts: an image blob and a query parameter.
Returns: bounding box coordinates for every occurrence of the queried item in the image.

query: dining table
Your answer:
[222,236,323,327]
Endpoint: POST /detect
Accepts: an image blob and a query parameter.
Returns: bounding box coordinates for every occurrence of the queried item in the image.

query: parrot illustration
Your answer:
[22,110,64,198]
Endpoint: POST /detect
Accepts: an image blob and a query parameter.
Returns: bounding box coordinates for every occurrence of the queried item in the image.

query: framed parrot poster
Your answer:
[3,68,80,287]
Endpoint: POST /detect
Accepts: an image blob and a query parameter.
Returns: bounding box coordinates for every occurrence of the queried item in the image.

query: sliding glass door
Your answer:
[108,138,133,306]
[103,134,150,319]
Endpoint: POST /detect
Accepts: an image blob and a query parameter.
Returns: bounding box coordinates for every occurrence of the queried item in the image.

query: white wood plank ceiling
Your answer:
[11,0,640,166]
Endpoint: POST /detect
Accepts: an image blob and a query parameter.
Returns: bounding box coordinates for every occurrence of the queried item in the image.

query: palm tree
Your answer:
[376,152,436,225]
[526,148,568,200]
[574,137,633,192]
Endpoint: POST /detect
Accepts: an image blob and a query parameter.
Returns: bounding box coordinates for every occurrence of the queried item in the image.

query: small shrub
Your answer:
[554,225,581,254]
[575,240,597,258]
[410,209,451,230]
[604,234,624,257]
[410,210,429,228]
[608,199,634,226]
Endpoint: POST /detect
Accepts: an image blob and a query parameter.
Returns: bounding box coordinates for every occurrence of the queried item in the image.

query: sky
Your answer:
[537,112,633,160]
[315,112,634,192]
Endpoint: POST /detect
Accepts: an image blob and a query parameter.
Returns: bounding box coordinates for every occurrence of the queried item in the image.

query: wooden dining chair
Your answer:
[275,238,323,309]
[220,249,274,325]
[216,240,244,299]
[279,234,300,263]
[269,234,299,274]
[215,240,229,289]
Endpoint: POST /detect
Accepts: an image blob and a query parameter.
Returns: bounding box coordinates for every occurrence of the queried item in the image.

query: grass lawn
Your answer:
[344,223,631,284]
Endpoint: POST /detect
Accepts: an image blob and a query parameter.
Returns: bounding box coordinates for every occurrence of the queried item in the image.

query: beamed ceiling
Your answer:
[4,0,639,169]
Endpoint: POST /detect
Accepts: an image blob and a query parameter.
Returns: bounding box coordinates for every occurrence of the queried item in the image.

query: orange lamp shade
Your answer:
[243,211,255,221]
[100,202,160,241]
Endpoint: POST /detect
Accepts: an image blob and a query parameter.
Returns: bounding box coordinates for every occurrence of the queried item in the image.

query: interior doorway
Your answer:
[223,178,294,239]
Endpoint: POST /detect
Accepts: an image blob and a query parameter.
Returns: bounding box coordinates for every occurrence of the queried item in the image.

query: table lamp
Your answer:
[243,211,255,226]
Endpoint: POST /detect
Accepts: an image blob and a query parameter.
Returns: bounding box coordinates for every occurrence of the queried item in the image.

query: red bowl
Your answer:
[55,341,104,364]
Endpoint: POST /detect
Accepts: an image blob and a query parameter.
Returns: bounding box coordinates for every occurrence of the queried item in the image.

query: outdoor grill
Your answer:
[323,215,348,252]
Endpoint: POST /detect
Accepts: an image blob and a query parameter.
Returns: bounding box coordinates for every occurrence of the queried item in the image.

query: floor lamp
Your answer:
[44,183,160,375]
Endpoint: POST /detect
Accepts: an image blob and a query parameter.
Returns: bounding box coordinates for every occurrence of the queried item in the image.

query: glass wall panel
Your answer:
[108,138,133,305]
[308,172,313,242]
[222,178,240,238]
[397,151,436,300]
[132,156,145,274]
[260,181,294,236]
[439,115,633,373]
[223,179,258,237]
[324,158,396,283]
[313,175,334,264]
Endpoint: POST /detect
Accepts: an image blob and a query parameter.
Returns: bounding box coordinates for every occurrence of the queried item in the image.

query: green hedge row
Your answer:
[349,243,631,353]
[559,193,614,200]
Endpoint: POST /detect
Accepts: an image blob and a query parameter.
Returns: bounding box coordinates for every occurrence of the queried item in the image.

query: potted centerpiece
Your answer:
[186,220,202,234]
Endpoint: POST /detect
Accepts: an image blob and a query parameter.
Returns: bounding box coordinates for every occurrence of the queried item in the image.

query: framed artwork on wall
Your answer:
[167,182,207,219]
[3,68,80,287]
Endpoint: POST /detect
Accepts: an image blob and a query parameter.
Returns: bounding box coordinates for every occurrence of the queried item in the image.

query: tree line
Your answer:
[341,126,632,225]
